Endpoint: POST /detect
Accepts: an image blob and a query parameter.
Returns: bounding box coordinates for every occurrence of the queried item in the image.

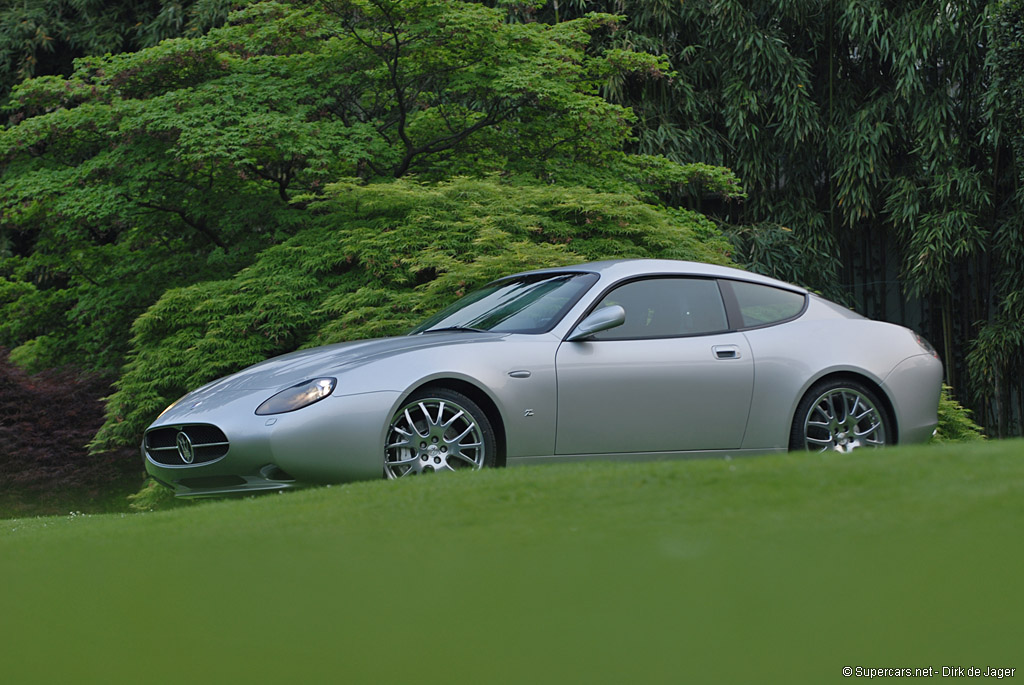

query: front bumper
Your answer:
[144,390,402,497]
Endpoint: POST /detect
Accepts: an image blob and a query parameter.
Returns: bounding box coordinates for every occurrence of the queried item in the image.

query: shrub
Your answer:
[0,349,140,516]
[127,478,192,513]
[932,385,986,443]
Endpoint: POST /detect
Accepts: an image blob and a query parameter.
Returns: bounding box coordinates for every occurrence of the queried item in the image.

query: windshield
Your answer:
[410,272,598,335]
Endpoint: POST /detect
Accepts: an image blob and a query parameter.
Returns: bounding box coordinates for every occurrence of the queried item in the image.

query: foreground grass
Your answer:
[2,442,1022,683]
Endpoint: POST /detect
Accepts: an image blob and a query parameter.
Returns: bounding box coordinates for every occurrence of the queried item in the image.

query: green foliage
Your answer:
[127,478,190,512]
[0,0,738,375]
[932,385,986,443]
[719,222,824,297]
[92,176,732,451]
[978,0,1024,435]
[539,0,1000,287]
[965,304,1024,438]
[993,0,1024,167]
[0,0,241,101]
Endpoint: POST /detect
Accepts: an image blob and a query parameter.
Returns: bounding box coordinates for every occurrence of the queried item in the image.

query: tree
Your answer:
[0,0,237,102]
[969,0,1024,436]
[0,0,740,374]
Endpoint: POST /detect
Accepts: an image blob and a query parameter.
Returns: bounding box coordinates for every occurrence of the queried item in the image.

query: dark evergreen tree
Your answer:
[0,0,235,101]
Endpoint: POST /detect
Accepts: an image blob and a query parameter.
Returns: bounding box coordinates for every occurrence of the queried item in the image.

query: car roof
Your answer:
[506,259,808,294]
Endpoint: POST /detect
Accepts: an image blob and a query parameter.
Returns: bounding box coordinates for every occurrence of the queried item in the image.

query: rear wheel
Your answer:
[384,388,496,478]
[790,379,891,452]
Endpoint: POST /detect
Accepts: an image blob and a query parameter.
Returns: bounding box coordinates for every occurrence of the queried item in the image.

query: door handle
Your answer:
[713,345,740,359]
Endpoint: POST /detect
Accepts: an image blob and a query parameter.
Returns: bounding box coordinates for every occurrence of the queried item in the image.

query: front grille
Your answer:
[145,424,229,466]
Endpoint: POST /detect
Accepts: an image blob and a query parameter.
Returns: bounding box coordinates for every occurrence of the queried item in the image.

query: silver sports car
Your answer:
[144,259,943,497]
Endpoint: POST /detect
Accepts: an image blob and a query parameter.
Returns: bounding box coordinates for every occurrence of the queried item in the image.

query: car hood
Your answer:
[191,331,508,395]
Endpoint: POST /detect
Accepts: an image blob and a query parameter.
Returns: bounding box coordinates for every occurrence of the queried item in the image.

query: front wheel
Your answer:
[790,379,892,452]
[384,388,496,478]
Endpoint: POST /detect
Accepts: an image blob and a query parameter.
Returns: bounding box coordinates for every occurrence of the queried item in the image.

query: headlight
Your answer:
[255,378,337,416]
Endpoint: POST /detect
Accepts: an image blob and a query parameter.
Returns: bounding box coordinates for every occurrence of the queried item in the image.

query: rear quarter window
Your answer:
[729,281,806,328]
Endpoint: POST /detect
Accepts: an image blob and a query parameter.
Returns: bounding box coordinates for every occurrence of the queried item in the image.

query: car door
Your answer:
[554,277,754,454]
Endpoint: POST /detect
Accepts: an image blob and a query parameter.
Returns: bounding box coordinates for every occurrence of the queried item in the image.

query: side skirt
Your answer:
[506,447,786,467]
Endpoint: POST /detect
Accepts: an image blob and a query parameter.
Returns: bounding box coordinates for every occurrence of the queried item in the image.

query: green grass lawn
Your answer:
[2,441,1022,683]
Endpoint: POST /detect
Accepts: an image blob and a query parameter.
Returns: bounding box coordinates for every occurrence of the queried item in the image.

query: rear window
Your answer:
[730,281,806,328]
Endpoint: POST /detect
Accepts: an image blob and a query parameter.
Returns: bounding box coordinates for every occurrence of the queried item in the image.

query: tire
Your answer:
[384,388,497,478]
[789,379,892,452]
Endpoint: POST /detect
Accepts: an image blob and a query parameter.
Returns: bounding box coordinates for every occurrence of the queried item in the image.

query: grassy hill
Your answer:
[2,441,1022,683]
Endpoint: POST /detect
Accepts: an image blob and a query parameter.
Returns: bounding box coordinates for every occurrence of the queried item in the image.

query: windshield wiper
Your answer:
[419,326,487,334]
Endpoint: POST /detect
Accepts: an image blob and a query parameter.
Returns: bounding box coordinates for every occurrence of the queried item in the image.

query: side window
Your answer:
[591,278,729,340]
[730,281,806,328]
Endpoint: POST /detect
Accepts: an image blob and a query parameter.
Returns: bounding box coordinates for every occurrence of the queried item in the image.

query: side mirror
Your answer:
[567,305,626,342]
